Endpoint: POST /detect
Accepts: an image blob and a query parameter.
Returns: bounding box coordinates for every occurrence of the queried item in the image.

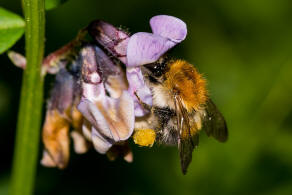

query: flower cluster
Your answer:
[10,15,187,168]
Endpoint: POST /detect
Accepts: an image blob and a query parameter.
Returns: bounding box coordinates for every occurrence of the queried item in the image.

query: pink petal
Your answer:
[7,51,27,69]
[126,32,175,67]
[78,91,135,142]
[49,69,74,113]
[71,131,89,154]
[41,150,57,168]
[97,91,135,141]
[150,15,187,42]
[91,127,113,154]
[126,67,152,116]
[88,20,129,64]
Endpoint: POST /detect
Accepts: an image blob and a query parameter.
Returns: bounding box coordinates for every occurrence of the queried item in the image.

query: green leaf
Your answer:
[45,0,68,10]
[0,7,25,54]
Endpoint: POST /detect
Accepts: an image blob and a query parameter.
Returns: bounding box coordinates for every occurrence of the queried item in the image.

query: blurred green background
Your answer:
[1,0,292,194]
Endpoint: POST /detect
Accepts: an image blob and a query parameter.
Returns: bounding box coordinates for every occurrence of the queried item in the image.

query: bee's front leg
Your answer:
[134,92,152,111]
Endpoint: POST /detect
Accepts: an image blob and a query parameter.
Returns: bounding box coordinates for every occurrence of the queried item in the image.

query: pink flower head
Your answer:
[77,45,134,154]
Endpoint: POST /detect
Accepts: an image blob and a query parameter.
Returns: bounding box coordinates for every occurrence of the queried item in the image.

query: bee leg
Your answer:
[134,92,152,111]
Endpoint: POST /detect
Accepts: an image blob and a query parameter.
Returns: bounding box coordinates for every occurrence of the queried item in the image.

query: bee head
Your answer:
[142,56,171,84]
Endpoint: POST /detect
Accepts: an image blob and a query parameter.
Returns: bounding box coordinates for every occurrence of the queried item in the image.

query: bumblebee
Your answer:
[134,57,228,174]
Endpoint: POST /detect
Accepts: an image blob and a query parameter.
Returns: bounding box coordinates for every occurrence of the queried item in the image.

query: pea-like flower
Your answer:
[41,44,135,168]
[77,44,135,154]
[41,68,86,169]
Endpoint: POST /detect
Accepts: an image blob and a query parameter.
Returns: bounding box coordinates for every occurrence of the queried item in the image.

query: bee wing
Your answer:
[179,133,199,175]
[174,95,199,174]
[203,99,228,142]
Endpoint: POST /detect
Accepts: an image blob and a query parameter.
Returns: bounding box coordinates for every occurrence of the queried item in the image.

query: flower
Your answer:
[77,44,135,154]
[41,68,86,169]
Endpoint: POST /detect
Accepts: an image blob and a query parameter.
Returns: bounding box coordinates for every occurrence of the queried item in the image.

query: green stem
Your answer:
[10,0,45,194]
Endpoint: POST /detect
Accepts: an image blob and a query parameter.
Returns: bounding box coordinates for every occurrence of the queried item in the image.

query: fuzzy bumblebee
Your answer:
[89,15,228,174]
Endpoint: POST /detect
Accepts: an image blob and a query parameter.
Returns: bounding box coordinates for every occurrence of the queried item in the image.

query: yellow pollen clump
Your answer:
[133,129,156,147]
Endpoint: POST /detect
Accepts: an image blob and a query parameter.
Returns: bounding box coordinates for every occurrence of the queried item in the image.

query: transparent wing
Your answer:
[179,133,199,175]
[203,99,228,142]
[174,95,199,174]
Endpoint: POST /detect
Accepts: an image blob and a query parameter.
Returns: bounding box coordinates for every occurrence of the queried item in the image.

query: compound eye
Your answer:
[144,56,168,78]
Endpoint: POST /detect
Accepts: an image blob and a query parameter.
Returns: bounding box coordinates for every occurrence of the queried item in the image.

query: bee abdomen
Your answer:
[153,107,175,127]
[153,107,179,145]
[157,126,178,145]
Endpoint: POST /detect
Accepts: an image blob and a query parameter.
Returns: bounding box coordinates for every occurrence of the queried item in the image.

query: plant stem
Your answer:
[10,0,45,194]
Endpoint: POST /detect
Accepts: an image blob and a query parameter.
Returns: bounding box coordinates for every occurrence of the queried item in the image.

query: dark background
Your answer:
[1,0,292,194]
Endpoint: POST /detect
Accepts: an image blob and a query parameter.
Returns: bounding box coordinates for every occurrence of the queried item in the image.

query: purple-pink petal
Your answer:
[126,32,175,67]
[126,67,152,116]
[150,15,187,42]
[91,127,113,154]
[49,68,74,113]
[78,91,135,146]
[88,20,129,64]
[82,82,106,102]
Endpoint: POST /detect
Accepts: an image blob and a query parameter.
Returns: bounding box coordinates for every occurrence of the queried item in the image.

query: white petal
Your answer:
[91,127,113,154]
[71,131,88,154]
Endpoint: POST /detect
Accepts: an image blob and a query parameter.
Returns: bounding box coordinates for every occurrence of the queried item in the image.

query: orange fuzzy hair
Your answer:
[164,60,207,111]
